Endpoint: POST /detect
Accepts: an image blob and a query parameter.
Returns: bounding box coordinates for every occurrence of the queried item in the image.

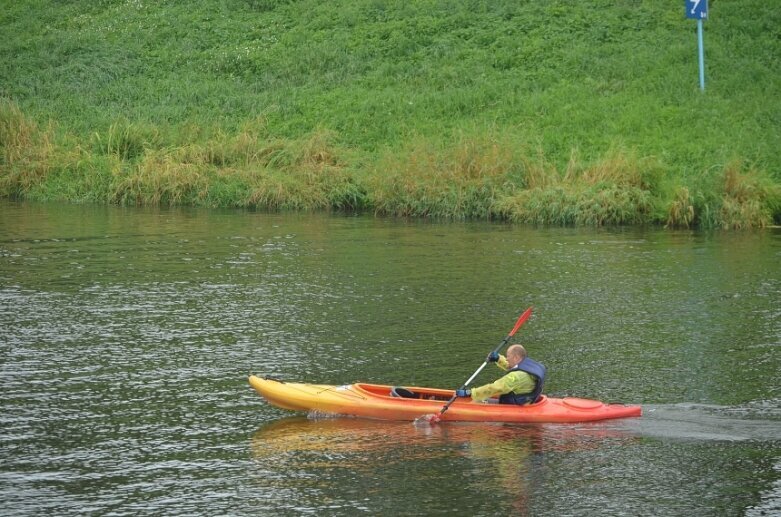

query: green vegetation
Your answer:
[1,0,780,228]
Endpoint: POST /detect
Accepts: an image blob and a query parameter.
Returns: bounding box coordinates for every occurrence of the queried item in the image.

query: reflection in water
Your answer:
[250,416,640,514]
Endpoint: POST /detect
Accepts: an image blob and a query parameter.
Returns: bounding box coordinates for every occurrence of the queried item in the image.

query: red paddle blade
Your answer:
[508,307,533,337]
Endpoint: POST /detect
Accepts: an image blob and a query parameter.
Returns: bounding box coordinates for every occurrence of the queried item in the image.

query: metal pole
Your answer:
[697,18,705,90]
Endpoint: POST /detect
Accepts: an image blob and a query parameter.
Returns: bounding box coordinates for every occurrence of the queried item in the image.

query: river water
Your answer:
[1,200,779,515]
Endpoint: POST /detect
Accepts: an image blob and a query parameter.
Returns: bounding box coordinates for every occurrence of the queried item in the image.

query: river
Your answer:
[1,200,779,515]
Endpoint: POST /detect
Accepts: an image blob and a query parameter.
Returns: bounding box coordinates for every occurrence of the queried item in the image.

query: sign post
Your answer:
[685,0,708,91]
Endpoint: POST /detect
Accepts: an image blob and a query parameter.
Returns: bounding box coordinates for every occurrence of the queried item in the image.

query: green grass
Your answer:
[1,0,780,227]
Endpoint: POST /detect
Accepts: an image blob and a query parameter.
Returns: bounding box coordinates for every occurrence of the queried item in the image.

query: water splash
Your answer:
[412,414,439,427]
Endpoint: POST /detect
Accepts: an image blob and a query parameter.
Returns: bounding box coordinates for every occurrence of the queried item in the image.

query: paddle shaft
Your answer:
[437,307,533,417]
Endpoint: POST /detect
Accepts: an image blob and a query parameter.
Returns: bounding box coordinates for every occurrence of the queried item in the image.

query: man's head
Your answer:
[506,344,527,367]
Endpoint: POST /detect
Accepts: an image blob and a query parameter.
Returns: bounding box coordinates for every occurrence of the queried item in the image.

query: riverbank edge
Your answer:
[2,102,780,229]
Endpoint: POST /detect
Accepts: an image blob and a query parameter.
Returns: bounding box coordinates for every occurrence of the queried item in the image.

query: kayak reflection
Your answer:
[252,415,639,458]
[250,415,640,512]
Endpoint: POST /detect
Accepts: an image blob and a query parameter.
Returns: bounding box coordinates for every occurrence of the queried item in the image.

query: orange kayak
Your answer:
[248,375,642,423]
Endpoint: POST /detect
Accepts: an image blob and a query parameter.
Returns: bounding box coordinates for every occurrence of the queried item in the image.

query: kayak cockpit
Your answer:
[353,383,453,401]
[389,386,418,398]
[352,383,551,405]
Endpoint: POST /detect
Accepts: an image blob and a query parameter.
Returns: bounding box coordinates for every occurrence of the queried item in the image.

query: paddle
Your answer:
[421,307,533,425]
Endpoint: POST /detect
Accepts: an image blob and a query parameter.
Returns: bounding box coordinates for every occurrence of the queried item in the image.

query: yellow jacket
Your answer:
[470,354,536,402]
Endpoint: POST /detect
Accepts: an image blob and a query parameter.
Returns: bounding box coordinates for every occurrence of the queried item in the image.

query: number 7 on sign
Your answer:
[686,0,708,19]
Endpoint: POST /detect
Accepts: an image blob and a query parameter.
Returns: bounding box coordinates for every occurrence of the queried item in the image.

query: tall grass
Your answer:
[367,132,521,219]
[236,129,365,211]
[0,100,54,198]
[2,98,779,227]
[661,161,781,229]
[107,125,363,210]
[96,121,160,162]
[496,148,659,226]
[717,163,780,229]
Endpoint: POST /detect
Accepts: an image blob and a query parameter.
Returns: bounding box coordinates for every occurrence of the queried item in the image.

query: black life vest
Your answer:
[498,357,546,405]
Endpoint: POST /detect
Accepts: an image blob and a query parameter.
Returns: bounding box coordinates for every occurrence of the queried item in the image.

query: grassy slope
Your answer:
[1,0,779,226]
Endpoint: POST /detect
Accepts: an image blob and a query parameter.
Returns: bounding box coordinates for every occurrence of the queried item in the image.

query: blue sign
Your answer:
[686,0,708,19]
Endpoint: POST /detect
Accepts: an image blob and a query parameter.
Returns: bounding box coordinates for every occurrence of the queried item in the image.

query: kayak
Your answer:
[248,375,642,423]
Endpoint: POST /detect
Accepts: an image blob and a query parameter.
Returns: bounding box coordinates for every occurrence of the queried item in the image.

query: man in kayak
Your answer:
[454,344,546,404]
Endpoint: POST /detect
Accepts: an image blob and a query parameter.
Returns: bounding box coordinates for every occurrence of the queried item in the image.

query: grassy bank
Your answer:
[1,0,780,227]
